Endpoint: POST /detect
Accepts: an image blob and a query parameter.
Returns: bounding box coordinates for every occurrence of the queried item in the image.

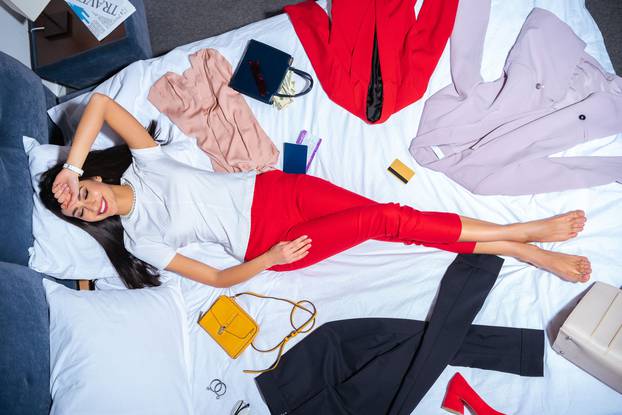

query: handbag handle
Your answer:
[231,292,317,374]
[273,67,314,99]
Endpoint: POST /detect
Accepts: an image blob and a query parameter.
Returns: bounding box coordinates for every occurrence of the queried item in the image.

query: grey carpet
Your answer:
[586,0,622,74]
[144,0,299,57]
[144,0,622,72]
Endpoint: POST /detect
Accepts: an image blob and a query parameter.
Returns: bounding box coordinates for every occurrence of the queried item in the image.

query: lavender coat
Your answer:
[409,1,622,195]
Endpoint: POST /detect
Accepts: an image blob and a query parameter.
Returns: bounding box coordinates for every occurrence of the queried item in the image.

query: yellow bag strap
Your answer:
[231,292,317,374]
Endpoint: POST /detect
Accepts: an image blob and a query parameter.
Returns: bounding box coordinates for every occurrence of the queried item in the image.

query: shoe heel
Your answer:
[441,392,464,415]
[442,372,506,415]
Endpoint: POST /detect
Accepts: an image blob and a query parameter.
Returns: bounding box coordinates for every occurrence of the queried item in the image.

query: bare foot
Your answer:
[514,210,586,243]
[524,247,591,283]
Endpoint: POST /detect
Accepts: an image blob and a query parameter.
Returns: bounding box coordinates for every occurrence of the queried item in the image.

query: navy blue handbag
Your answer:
[229,40,313,105]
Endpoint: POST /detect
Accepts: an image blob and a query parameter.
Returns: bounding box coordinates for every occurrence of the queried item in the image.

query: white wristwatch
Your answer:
[62,163,84,177]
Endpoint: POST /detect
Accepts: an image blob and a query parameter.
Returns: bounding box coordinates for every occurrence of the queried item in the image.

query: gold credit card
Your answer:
[387,159,415,183]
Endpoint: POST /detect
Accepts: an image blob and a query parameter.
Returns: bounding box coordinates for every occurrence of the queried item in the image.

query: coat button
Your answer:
[579,114,586,120]
[535,83,542,89]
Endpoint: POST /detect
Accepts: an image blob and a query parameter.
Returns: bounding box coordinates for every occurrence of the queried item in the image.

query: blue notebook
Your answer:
[283,143,308,174]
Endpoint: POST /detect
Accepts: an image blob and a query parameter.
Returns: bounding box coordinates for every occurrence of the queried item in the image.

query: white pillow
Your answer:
[47,61,150,150]
[24,136,117,280]
[24,135,214,280]
[47,61,193,156]
[43,279,194,415]
[48,94,124,150]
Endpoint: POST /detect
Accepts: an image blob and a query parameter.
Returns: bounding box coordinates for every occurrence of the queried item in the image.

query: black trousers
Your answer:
[256,254,544,415]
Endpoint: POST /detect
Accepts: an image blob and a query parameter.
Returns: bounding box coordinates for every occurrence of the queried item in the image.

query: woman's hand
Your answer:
[266,235,312,267]
[52,168,80,209]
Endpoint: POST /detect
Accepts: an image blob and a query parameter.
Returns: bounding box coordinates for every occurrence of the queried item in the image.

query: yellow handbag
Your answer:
[198,292,316,374]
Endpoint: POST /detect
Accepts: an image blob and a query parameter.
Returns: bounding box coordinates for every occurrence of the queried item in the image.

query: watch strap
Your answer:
[62,163,84,177]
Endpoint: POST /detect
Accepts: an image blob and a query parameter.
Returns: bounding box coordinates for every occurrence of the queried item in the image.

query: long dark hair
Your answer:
[39,121,164,289]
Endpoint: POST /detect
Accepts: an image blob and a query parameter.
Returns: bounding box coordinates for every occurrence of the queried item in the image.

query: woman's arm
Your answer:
[166,236,312,288]
[69,92,157,160]
[167,254,273,288]
[53,93,157,209]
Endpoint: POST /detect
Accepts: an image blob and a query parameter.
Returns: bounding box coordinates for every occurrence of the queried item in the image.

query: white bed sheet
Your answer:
[71,0,622,413]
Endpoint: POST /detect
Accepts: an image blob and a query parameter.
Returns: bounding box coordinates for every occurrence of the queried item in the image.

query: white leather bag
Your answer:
[553,282,622,394]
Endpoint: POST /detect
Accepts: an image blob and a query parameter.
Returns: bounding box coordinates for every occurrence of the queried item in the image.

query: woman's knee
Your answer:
[378,203,408,220]
[371,203,403,232]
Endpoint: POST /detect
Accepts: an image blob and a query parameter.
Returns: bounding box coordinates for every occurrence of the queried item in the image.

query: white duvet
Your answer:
[53,0,622,413]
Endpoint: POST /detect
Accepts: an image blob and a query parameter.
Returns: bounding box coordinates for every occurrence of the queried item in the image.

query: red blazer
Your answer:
[285,0,459,124]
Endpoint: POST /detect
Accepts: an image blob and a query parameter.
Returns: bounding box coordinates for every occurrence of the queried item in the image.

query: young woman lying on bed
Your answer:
[40,93,591,289]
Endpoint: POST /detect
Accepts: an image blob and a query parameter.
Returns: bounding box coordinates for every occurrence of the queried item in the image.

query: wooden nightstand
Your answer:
[28,0,152,89]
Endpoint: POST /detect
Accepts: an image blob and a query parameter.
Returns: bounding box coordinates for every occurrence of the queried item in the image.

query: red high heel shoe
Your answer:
[441,373,506,415]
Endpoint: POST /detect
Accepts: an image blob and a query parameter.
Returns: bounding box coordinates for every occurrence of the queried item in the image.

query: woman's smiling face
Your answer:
[60,177,118,222]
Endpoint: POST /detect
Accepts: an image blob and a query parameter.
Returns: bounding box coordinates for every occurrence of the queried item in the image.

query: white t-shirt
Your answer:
[120,146,257,270]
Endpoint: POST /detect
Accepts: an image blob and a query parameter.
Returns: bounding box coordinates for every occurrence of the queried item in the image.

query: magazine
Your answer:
[64,0,136,41]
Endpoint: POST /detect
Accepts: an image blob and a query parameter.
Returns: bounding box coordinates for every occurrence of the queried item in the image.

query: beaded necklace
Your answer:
[120,180,136,218]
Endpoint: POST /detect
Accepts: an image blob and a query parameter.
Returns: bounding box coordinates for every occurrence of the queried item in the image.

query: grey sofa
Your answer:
[1,2,152,410]
[0,50,59,414]
[1,50,97,413]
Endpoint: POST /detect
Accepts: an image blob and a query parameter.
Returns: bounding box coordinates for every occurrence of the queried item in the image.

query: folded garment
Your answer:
[284,0,459,124]
[409,0,622,195]
[148,48,279,173]
[255,254,545,415]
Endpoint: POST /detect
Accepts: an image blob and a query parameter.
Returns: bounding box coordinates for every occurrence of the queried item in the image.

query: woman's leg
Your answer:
[268,202,592,282]
[248,172,591,280]
[245,171,394,263]
[291,173,376,217]
[473,241,591,282]
[288,173,474,251]
[458,212,586,243]
[270,203,474,272]
[283,173,586,246]
[291,173,587,245]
